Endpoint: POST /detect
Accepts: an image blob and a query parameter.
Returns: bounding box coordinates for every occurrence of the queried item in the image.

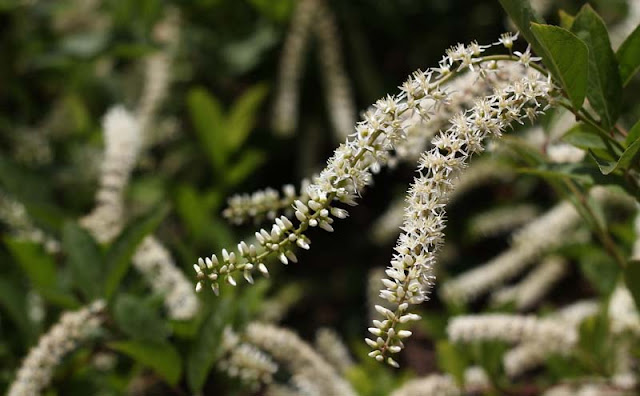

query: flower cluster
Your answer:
[390,374,460,396]
[272,0,356,140]
[447,314,576,346]
[490,255,568,310]
[219,327,278,388]
[245,322,356,395]
[222,179,310,225]
[80,106,142,243]
[369,56,555,365]
[132,236,199,320]
[314,328,354,374]
[0,192,60,253]
[7,301,105,396]
[468,204,540,238]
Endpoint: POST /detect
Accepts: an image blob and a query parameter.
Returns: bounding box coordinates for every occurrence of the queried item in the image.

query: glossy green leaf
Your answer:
[63,221,103,300]
[616,24,640,86]
[571,5,622,130]
[498,0,546,56]
[531,23,589,109]
[225,83,269,152]
[103,204,169,299]
[625,260,640,311]
[589,139,640,175]
[187,87,227,171]
[110,340,182,386]
[113,294,170,343]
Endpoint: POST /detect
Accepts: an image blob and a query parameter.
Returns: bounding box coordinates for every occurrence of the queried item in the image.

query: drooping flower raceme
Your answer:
[7,301,105,396]
[368,69,554,366]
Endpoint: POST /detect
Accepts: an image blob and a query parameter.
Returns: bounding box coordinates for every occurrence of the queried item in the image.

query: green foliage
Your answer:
[571,5,622,130]
[63,221,103,300]
[616,24,640,86]
[497,0,545,56]
[113,294,170,343]
[103,204,170,299]
[624,260,640,311]
[530,23,589,109]
[109,340,182,386]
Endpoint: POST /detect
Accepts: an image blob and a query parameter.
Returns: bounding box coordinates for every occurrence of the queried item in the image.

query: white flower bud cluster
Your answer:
[223,180,311,225]
[370,44,555,364]
[314,328,354,374]
[609,283,640,335]
[132,236,199,320]
[468,204,539,239]
[543,382,630,396]
[546,142,586,163]
[442,187,634,304]
[201,36,512,296]
[138,9,180,143]
[392,61,528,164]
[219,327,278,388]
[271,0,318,136]
[245,323,356,396]
[491,255,567,310]
[447,314,576,346]
[502,300,598,377]
[312,0,357,141]
[81,106,141,243]
[7,300,105,396]
[390,374,461,396]
[441,200,579,303]
[0,192,60,253]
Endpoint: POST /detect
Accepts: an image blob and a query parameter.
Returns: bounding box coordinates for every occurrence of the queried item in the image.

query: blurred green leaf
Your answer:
[247,0,295,22]
[225,83,269,152]
[175,185,211,240]
[113,294,170,343]
[63,221,103,300]
[578,310,610,369]
[103,204,169,299]
[226,149,266,187]
[530,23,589,109]
[188,87,226,172]
[0,277,35,341]
[577,246,620,296]
[436,341,467,385]
[616,24,640,86]
[571,5,622,130]
[0,156,53,204]
[624,260,640,312]
[558,10,575,30]
[625,119,640,147]
[186,299,232,392]
[110,340,182,386]
[4,238,79,308]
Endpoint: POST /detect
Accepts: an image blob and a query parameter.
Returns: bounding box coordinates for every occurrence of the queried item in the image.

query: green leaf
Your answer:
[113,294,170,343]
[103,204,169,299]
[624,260,640,312]
[578,310,609,365]
[571,5,622,130]
[186,300,233,392]
[4,238,79,308]
[497,0,546,57]
[187,87,227,171]
[436,341,467,385]
[0,277,36,341]
[616,24,640,86]
[589,139,640,175]
[225,83,269,152]
[624,119,640,148]
[63,221,103,300]
[225,149,266,187]
[109,340,182,386]
[562,122,621,161]
[576,246,620,295]
[530,23,589,109]
[174,185,212,241]
[558,10,575,30]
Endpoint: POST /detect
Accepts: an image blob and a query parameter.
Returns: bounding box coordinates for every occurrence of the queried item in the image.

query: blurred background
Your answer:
[1,0,638,394]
